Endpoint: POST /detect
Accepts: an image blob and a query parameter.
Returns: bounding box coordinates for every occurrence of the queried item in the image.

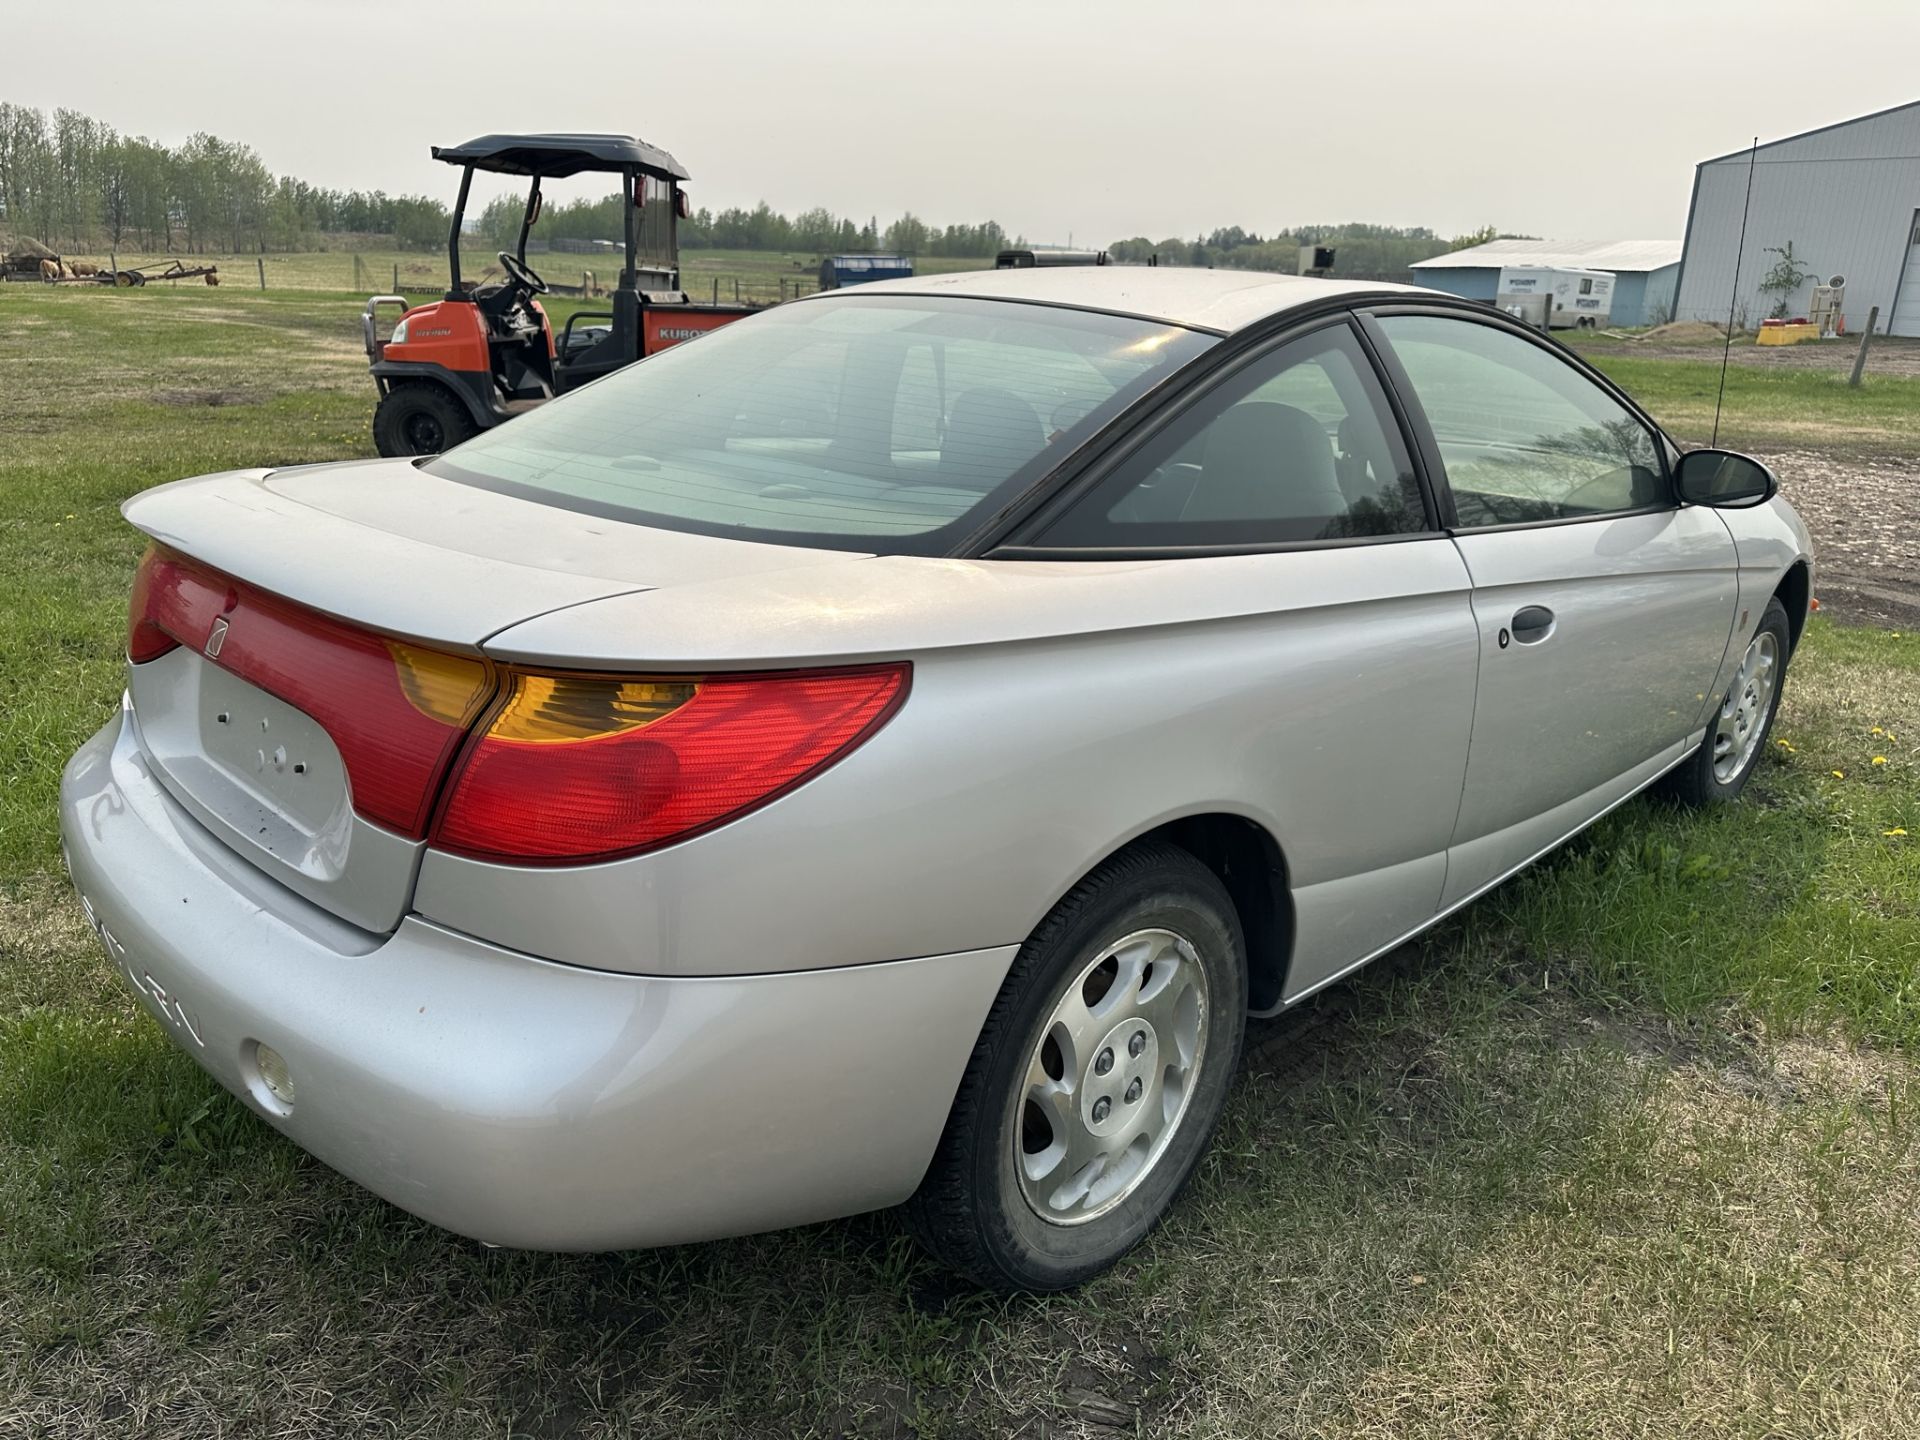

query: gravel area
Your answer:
[1763,447,1920,628]
[1576,332,1920,377]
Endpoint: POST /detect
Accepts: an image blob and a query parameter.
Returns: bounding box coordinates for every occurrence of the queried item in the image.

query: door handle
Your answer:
[1510,605,1556,645]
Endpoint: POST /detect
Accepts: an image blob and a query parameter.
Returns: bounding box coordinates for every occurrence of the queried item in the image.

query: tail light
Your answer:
[127,545,495,837]
[128,546,909,862]
[431,664,908,864]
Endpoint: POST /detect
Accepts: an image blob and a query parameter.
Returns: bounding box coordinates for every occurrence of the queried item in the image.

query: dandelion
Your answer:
[1886,829,1909,838]
[1832,770,1846,779]
[1873,756,1888,766]
[1776,739,1795,752]
[1872,726,1886,737]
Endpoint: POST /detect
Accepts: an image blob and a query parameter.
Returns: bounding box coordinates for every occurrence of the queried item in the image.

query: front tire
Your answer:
[904,842,1246,1292]
[1661,595,1792,806]
[373,382,478,458]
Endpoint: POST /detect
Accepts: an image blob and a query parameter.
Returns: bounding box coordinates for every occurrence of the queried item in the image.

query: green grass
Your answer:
[1585,352,1920,456]
[4,283,1920,1436]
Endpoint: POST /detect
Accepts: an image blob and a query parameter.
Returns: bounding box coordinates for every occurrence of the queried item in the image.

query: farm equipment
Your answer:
[363,132,753,457]
[103,260,221,286]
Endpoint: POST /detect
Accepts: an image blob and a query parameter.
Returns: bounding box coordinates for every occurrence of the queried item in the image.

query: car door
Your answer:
[1366,310,1739,908]
[1021,317,1480,1004]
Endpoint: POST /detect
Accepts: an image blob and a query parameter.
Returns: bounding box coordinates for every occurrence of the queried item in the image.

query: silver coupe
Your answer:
[62,266,1811,1291]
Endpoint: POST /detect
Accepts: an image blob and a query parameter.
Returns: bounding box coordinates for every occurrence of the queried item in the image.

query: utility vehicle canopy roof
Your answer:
[430,133,690,181]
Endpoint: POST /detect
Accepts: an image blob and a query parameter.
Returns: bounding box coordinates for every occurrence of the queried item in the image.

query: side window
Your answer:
[1375,315,1665,528]
[1036,324,1428,547]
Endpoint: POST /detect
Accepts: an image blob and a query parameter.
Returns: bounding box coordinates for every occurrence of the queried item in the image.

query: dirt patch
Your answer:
[1763,448,1920,628]
[1631,321,1730,345]
[1578,331,1920,378]
[151,387,254,407]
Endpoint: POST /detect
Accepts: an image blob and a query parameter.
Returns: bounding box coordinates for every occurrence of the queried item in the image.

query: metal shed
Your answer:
[1673,99,1920,337]
[1410,239,1682,327]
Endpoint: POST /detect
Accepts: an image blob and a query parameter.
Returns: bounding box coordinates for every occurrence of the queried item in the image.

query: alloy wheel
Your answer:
[1713,629,1780,783]
[1014,928,1209,1225]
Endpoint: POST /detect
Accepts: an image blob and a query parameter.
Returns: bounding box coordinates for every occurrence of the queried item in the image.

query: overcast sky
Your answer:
[9,0,1918,244]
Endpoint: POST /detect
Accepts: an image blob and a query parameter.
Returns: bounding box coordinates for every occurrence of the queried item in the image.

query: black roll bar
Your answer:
[445,165,474,298]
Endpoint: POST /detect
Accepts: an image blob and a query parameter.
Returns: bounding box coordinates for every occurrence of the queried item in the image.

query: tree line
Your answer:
[1,100,1515,277]
[0,100,1026,260]
[475,191,1024,258]
[1108,223,1514,284]
[0,102,448,254]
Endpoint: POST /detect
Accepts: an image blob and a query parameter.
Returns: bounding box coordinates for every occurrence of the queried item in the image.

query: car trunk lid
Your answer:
[120,459,862,931]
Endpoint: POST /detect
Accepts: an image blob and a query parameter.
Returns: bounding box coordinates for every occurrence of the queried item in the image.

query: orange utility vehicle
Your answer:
[363,133,749,456]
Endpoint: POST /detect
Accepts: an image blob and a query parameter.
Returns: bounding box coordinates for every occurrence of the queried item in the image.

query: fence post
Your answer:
[257,256,266,290]
[393,262,399,291]
[712,277,718,305]
[733,277,740,303]
[1849,305,1879,388]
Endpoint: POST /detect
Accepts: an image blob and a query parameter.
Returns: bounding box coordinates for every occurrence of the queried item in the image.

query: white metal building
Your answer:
[1410,239,1682,327]
[1674,99,1920,336]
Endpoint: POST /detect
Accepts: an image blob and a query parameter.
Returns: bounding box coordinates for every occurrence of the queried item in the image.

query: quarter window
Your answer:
[1375,315,1665,527]
[1036,324,1427,547]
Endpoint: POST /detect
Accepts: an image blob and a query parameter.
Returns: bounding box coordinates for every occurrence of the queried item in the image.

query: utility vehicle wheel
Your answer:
[905,842,1246,1292]
[373,383,477,458]
[1661,595,1792,807]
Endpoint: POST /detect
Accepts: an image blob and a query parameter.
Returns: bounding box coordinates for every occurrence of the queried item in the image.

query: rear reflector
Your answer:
[127,545,496,837]
[431,664,909,864]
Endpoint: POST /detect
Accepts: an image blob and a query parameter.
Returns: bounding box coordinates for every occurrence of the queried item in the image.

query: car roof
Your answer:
[431,133,690,181]
[811,265,1435,334]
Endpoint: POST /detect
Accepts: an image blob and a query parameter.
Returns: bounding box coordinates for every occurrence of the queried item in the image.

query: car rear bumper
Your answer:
[59,700,1016,1250]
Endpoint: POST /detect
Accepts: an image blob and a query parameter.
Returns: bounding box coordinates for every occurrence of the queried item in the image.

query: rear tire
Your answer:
[1660,595,1792,807]
[373,382,477,458]
[904,842,1246,1292]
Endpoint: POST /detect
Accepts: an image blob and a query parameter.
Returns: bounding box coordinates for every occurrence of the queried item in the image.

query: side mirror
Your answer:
[1675,449,1777,508]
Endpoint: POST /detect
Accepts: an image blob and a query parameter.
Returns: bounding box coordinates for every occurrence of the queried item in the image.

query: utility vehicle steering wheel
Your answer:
[497,250,548,295]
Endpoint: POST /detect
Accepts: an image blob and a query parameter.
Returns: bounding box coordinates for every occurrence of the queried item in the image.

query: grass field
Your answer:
[1583,351,1920,457]
[3,285,1920,1438]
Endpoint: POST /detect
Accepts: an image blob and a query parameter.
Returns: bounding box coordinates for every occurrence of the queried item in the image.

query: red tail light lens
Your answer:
[431,664,909,864]
[126,544,496,838]
[128,545,226,663]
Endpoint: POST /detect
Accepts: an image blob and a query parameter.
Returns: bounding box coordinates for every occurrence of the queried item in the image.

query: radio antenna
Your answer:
[1712,135,1760,447]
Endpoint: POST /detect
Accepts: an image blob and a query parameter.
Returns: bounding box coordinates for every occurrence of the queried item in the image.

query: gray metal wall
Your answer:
[1639,263,1679,326]
[1410,267,1498,302]
[1674,103,1920,335]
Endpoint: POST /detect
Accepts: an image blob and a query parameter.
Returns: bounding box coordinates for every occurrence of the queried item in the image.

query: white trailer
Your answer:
[1494,265,1615,329]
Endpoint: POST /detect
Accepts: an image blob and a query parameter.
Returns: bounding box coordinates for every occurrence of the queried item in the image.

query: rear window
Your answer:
[425,294,1213,554]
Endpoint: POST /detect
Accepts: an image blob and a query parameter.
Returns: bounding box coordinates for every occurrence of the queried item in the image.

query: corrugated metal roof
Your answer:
[1411,238,1682,273]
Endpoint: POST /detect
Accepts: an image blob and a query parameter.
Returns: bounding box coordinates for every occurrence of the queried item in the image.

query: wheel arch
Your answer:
[371,361,499,429]
[1774,560,1811,651]
[1049,811,1294,1014]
